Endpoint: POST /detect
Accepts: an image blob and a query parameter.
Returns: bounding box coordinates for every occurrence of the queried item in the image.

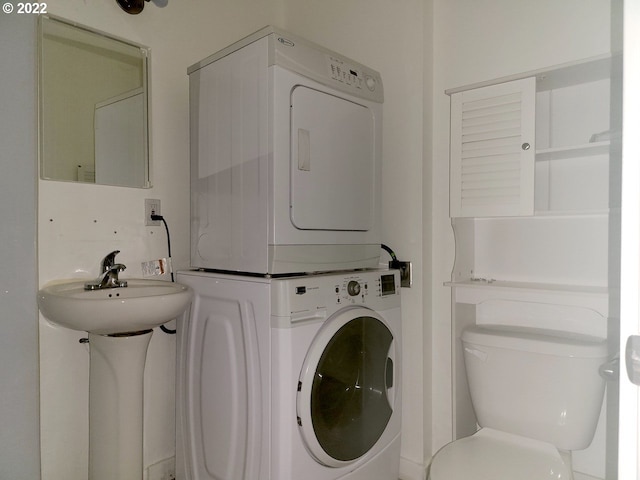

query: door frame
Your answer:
[618,0,640,477]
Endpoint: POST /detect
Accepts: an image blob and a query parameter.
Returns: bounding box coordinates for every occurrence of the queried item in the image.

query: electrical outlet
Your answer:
[145,198,161,226]
[389,260,412,288]
[397,261,412,288]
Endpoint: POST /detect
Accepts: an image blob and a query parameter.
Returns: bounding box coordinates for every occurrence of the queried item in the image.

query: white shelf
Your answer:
[532,209,609,217]
[535,141,610,161]
[445,279,609,315]
[446,279,607,293]
[468,209,609,219]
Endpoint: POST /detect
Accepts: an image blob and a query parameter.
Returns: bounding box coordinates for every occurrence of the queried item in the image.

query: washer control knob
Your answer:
[347,280,361,297]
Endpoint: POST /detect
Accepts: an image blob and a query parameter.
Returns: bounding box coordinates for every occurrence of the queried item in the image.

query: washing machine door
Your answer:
[296,307,396,467]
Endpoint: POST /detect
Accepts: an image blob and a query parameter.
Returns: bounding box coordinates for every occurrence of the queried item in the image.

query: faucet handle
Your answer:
[108,263,127,273]
[104,264,127,288]
[101,250,121,273]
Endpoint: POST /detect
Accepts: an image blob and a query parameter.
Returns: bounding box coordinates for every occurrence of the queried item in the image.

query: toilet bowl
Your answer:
[429,428,573,480]
[428,324,608,480]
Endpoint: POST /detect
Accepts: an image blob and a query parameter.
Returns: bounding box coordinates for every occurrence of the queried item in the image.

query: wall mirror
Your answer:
[39,15,151,188]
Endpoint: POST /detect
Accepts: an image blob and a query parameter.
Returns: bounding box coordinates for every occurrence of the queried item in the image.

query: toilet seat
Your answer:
[428,428,573,480]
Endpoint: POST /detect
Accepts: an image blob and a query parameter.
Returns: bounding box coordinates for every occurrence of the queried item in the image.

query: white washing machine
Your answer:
[188,26,383,274]
[176,269,401,480]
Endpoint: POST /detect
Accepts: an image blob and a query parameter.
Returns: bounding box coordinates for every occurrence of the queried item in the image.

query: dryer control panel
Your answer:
[189,26,384,104]
[327,55,380,96]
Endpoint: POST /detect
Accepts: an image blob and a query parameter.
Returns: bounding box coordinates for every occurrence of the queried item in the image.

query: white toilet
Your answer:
[429,324,608,480]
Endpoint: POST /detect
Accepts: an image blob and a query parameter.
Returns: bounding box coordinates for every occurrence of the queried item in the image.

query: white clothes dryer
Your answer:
[176,269,401,480]
[188,26,383,274]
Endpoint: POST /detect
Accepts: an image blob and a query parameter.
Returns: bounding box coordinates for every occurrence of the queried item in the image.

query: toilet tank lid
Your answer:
[462,325,608,358]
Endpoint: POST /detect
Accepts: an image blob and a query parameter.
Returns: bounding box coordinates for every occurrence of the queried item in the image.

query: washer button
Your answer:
[347,280,361,297]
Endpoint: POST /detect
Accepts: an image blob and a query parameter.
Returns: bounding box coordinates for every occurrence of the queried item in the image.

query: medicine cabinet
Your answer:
[39,15,151,188]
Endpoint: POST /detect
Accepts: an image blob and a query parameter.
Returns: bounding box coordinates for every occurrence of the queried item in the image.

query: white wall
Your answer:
[36,1,433,478]
[14,1,614,479]
[276,2,429,477]
[38,2,278,479]
[0,15,41,480]
[430,0,612,466]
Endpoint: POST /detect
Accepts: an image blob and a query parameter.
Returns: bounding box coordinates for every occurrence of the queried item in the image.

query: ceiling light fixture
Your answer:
[116,0,168,15]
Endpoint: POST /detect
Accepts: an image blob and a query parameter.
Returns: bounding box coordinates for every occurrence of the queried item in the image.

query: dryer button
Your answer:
[365,75,376,91]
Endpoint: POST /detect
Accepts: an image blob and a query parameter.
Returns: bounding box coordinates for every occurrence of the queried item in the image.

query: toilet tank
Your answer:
[462,325,608,451]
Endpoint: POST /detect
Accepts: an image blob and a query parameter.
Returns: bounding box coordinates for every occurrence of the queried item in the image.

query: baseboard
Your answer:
[399,456,428,480]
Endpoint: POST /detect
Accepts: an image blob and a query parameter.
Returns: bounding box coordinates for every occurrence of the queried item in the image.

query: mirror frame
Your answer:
[37,15,152,188]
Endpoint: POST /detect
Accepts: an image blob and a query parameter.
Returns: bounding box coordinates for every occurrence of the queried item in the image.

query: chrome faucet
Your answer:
[84,250,128,290]
[100,250,120,273]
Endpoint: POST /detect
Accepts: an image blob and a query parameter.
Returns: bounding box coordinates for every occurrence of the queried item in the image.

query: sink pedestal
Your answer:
[88,330,153,480]
[37,277,192,478]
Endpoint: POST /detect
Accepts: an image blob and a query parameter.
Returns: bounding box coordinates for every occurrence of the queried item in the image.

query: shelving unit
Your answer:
[448,55,618,219]
[447,53,619,284]
[444,54,621,449]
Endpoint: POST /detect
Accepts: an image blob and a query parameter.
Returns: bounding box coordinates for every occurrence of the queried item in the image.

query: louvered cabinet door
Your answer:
[450,77,536,217]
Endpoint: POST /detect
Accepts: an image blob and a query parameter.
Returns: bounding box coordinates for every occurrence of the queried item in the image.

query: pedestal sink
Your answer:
[37,278,192,480]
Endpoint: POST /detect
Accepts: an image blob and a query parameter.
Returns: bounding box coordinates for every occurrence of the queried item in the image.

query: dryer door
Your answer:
[290,86,375,231]
[296,307,396,467]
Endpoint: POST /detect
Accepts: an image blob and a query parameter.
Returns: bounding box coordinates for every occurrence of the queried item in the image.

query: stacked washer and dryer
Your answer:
[176,27,402,480]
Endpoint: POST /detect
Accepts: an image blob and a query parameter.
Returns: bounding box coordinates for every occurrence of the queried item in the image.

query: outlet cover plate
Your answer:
[145,198,161,226]
[389,261,412,288]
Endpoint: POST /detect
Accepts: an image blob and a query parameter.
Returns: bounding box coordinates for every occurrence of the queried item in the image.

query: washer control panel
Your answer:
[273,270,400,322]
[333,271,398,305]
[335,276,369,305]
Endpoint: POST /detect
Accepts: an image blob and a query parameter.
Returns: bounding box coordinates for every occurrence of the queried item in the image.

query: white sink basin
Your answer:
[38,278,192,335]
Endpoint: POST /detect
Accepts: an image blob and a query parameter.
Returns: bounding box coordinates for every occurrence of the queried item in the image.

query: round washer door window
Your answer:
[296,307,396,467]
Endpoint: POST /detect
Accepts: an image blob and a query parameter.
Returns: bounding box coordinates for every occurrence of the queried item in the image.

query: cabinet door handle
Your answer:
[521,142,531,150]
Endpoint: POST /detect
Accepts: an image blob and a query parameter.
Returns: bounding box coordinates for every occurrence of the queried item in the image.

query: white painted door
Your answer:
[619,1,640,477]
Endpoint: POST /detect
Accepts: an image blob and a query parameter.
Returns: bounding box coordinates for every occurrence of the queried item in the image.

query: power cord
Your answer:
[151,214,177,335]
[381,244,411,287]
[381,243,402,270]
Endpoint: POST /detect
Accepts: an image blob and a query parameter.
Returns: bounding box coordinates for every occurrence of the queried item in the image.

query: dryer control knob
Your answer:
[347,280,361,296]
